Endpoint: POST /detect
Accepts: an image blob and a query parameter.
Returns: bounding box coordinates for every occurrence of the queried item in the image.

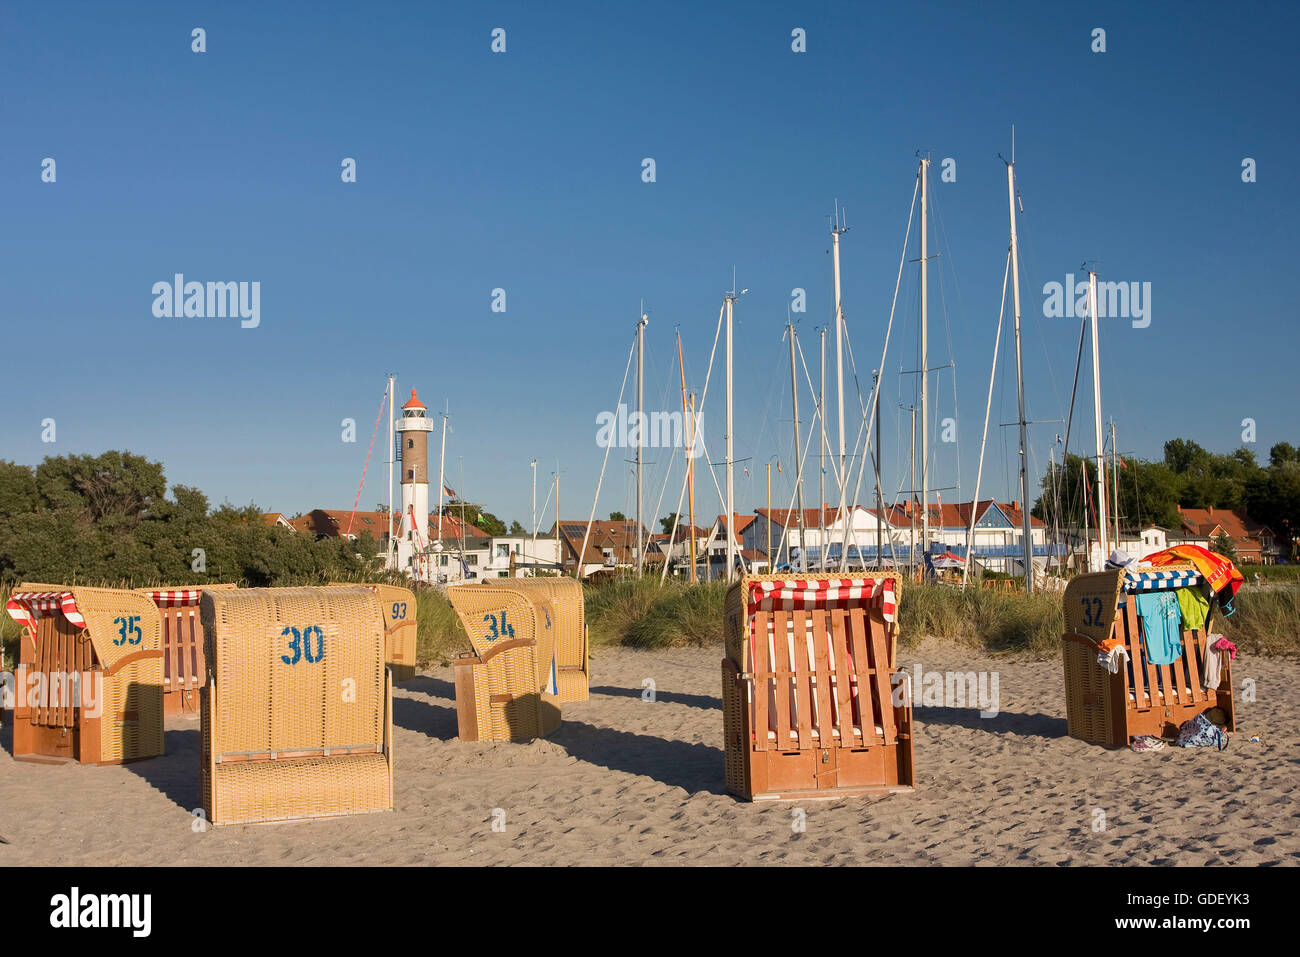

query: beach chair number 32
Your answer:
[482,609,515,641]
[1079,596,1105,627]
[280,625,326,665]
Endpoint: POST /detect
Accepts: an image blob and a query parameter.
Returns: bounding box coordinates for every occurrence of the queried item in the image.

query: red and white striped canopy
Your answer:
[142,589,201,607]
[746,577,897,625]
[5,591,88,637]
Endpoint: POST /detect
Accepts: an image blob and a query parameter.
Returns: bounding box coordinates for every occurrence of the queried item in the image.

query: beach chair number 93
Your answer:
[482,610,515,641]
[391,602,407,620]
[1079,596,1105,627]
[112,615,143,646]
[280,625,326,665]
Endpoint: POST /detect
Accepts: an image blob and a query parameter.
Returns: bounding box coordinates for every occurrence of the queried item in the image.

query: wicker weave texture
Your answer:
[447,583,563,741]
[1062,636,1113,744]
[493,578,587,700]
[72,587,165,762]
[1062,570,1125,642]
[201,586,385,755]
[371,584,417,675]
[447,584,555,687]
[199,586,392,824]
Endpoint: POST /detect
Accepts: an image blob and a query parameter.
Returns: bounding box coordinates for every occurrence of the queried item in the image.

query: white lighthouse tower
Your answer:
[395,389,434,579]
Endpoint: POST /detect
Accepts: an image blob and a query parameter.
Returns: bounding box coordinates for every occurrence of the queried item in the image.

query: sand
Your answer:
[1,639,1296,865]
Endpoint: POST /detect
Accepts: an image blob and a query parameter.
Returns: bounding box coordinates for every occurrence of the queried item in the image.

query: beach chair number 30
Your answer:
[280,625,326,665]
[482,609,515,641]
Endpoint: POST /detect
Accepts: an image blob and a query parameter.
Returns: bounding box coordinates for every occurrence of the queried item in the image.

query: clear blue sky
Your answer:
[3,0,1296,531]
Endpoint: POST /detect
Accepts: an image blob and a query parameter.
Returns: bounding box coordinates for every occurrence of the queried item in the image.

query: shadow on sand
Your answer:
[589,685,721,711]
[551,718,726,795]
[913,705,1068,740]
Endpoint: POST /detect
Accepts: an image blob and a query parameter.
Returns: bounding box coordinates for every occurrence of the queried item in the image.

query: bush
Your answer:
[1219,585,1300,656]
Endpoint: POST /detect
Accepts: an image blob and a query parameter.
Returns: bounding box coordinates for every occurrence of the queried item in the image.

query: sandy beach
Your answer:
[1,639,1296,866]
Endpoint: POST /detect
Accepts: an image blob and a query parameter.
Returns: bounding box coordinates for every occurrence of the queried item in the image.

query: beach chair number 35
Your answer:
[482,609,515,641]
[280,625,326,665]
[112,615,143,646]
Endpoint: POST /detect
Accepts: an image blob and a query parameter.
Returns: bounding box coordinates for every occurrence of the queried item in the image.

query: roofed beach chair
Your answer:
[446,582,562,741]
[722,574,915,800]
[200,586,393,825]
[491,577,587,701]
[1062,564,1235,747]
[136,584,237,718]
[6,584,164,765]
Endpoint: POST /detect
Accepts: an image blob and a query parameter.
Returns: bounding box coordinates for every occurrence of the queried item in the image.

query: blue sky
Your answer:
[2,0,1296,531]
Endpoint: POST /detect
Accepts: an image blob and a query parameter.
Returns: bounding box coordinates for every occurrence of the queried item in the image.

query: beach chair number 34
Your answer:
[482,609,515,641]
[280,625,326,665]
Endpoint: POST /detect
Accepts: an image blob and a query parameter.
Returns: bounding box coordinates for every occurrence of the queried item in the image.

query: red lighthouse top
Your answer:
[402,389,427,411]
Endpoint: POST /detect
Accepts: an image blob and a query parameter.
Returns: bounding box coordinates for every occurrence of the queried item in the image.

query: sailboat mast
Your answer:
[873,369,883,569]
[820,328,827,566]
[437,406,448,546]
[636,311,647,579]
[688,392,698,581]
[725,291,736,582]
[909,405,917,573]
[386,374,395,570]
[678,331,698,583]
[832,209,847,509]
[531,458,537,573]
[1007,158,1033,593]
[1088,270,1109,566]
[789,323,808,571]
[1111,419,1120,544]
[919,158,930,567]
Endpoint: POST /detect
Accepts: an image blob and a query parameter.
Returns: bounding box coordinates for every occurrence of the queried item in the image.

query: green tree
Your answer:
[1210,531,1237,563]
[609,511,627,522]
[660,512,684,534]
[0,461,40,516]
[1164,438,1210,474]
[508,520,525,535]
[1244,461,1300,559]
[1269,442,1298,468]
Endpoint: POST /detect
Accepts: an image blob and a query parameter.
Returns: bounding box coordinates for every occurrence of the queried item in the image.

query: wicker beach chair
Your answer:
[135,584,237,718]
[445,582,562,741]
[490,578,587,701]
[200,586,393,825]
[6,584,164,765]
[1062,565,1235,746]
[327,583,419,681]
[722,574,914,800]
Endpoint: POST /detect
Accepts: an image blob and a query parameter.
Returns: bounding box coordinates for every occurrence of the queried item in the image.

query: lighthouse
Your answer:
[395,389,434,577]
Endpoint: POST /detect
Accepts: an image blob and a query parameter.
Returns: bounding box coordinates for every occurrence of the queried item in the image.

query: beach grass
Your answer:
[7,575,1293,675]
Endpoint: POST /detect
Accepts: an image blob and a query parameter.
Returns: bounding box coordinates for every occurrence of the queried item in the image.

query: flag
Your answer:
[443,484,456,498]
[1118,456,1127,470]
[1055,433,1063,445]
